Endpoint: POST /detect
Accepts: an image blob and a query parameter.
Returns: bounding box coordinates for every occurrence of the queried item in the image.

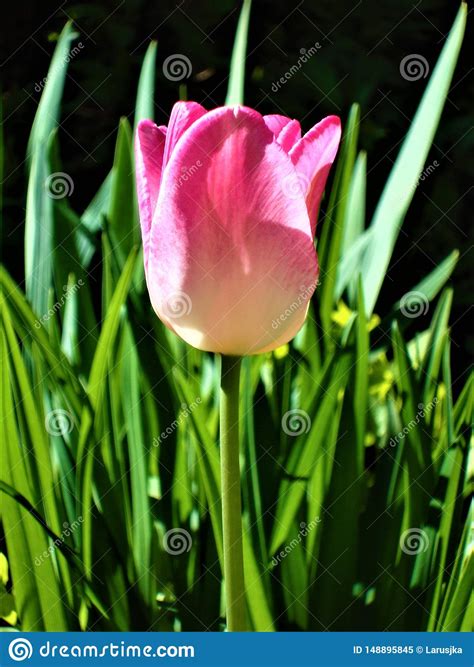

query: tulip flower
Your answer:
[135,101,340,632]
[135,102,341,356]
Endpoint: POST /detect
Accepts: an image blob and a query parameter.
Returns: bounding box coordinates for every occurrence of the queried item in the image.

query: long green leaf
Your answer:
[27,22,77,160]
[361,4,466,316]
[225,0,252,105]
[135,41,157,128]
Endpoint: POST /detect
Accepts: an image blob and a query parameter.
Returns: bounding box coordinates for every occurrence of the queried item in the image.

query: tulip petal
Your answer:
[290,115,341,234]
[263,113,292,137]
[264,114,301,153]
[135,120,167,268]
[148,106,318,355]
[162,101,207,168]
[277,119,301,153]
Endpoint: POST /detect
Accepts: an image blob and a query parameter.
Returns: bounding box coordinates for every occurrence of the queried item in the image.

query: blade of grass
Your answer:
[360,5,466,316]
[135,41,157,128]
[27,22,76,161]
[225,0,252,105]
[319,105,360,334]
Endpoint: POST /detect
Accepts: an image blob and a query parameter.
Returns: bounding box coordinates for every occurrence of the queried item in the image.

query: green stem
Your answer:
[220,354,246,631]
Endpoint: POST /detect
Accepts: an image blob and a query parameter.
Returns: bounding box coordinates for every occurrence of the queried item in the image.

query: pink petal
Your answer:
[277,119,301,153]
[162,101,207,168]
[289,115,341,234]
[135,120,167,269]
[264,114,301,152]
[148,106,318,355]
[263,114,292,137]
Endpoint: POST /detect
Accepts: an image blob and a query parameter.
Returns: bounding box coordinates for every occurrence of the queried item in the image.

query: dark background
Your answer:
[2,0,472,381]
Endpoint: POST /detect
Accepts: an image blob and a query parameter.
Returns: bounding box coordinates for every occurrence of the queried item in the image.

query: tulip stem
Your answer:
[220,354,246,631]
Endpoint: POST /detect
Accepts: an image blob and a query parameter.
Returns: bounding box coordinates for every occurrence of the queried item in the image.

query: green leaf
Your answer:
[108,119,138,263]
[135,41,157,128]
[420,289,453,404]
[120,323,151,601]
[243,528,275,631]
[24,142,54,317]
[87,247,138,409]
[0,266,85,416]
[394,251,459,315]
[336,150,366,304]
[172,366,223,566]
[437,501,474,631]
[360,4,466,316]
[391,321,433,518]
[427,444,463,628]
[319,104,360,332]
[0,481,79,563]
[0,98,3,219]
[225,0,252,105]
[27,22,77,161]
[77,248,138,573]
[79,173,112,266]
[270,354,351,553]
[341,151,366,256]
[0,319,70,630]
[354,279,369,469]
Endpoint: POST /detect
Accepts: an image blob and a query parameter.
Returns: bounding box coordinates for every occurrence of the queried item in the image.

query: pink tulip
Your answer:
[135,102,341,355]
